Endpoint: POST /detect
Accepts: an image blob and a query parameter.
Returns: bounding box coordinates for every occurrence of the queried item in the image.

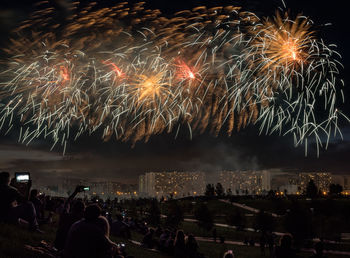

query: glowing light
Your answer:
[59,66,69,82]
[283,41,299,61]
[102,60,124,77]
[136,73,168,102]
[0,2,345,153]
[176,60,196,80]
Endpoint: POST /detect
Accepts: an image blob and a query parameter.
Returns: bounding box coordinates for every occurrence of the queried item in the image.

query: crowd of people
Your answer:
[0,171,330,258]
[140,227,203,257]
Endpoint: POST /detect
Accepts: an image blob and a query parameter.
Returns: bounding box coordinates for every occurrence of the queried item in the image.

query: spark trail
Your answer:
[0,1,347,154]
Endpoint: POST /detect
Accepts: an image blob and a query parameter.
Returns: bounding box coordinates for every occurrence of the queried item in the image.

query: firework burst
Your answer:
[0,1,347,154]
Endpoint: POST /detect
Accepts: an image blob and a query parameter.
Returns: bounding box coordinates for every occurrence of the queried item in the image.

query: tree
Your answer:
[329,184,343,195]
[194,203,214,231]
[205,184,215,197]
[306,180,318,198]
[165,201,184,228]
[215,183,225,197]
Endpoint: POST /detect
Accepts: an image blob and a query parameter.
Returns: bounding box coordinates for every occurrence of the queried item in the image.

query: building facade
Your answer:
[139,171,206,198]
[298,172,332,192]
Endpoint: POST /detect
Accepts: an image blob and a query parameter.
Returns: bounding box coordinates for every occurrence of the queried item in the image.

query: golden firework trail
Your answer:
[0,1,348,154]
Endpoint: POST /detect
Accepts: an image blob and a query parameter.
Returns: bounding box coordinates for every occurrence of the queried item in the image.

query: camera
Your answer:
[78,186,90,191]
[117,243,126,249]
[15,172,30,183]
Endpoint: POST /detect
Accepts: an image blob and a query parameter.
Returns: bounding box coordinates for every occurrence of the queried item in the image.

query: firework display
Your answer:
[0,1,347,153]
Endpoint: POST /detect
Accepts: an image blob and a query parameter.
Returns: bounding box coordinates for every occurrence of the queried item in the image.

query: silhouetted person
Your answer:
[55,200,85,250]
[223,250,234,258]
[274,235,296,258]
[29,189,43,219]
[30,189,53,225]
[213,228,217,242]
[64,204,117,258]
[165,232,175,255]
[260,231,267,256]
[111,214,130,238]
[186,234,199,258]
[244,236,249,245]
[249,238,255,246]
[159,229,170,251]
[267,232,275,257]
[141,228,155,249]
[54,186,86,251]
[0,172,40,231]
[310,242,327,258]
[174,230,186,258]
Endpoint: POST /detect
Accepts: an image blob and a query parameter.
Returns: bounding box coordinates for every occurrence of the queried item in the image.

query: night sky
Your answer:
[0,0,349,184]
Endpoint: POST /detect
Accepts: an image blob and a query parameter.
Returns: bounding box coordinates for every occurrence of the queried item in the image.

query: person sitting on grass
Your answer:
[30,189,53,225]
[64,204,118,258]
[310,242,327,258]
[223,250,235,258]
[0,171,41,232]
[141,228,155,249]
[186,234,199,258]
[111,214,131,239]
[29,189,43,219]
[54,199,85,250]
[174,230,186,258]
[274,234,296,258]
[159,229,170,251]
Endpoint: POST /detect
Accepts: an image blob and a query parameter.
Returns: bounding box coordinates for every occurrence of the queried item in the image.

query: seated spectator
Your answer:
[260,231,267,256]
[141,228,155,249]
[159,229,170,251]
[310,242,327,258]
[223,250,235,258]
[29,189,43,219]
[174,230,186,258]
[0,172,40,232]
[111,214,130,239]
[267,231,275,257]
[155,226,162,237]
[274,234,296,258]
[105,211,113,226]
[29,189,53,225]
[186,234,199,258]
[54,199,85,251]
[165,231,175,255]
[64,204,118,258]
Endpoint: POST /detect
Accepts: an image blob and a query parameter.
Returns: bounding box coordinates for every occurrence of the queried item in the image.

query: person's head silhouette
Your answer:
[0,172,10,186]
[84,204,101,221]
[280,234,292,249]
[72,200,85,215]
[315,241,324,255]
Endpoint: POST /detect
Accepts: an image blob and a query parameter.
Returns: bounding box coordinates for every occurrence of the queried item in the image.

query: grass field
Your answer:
[1,220,350,258]
[1,198,350,257]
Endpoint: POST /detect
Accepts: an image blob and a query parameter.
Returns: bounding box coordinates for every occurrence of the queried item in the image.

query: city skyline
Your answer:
[30,169,350,199]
